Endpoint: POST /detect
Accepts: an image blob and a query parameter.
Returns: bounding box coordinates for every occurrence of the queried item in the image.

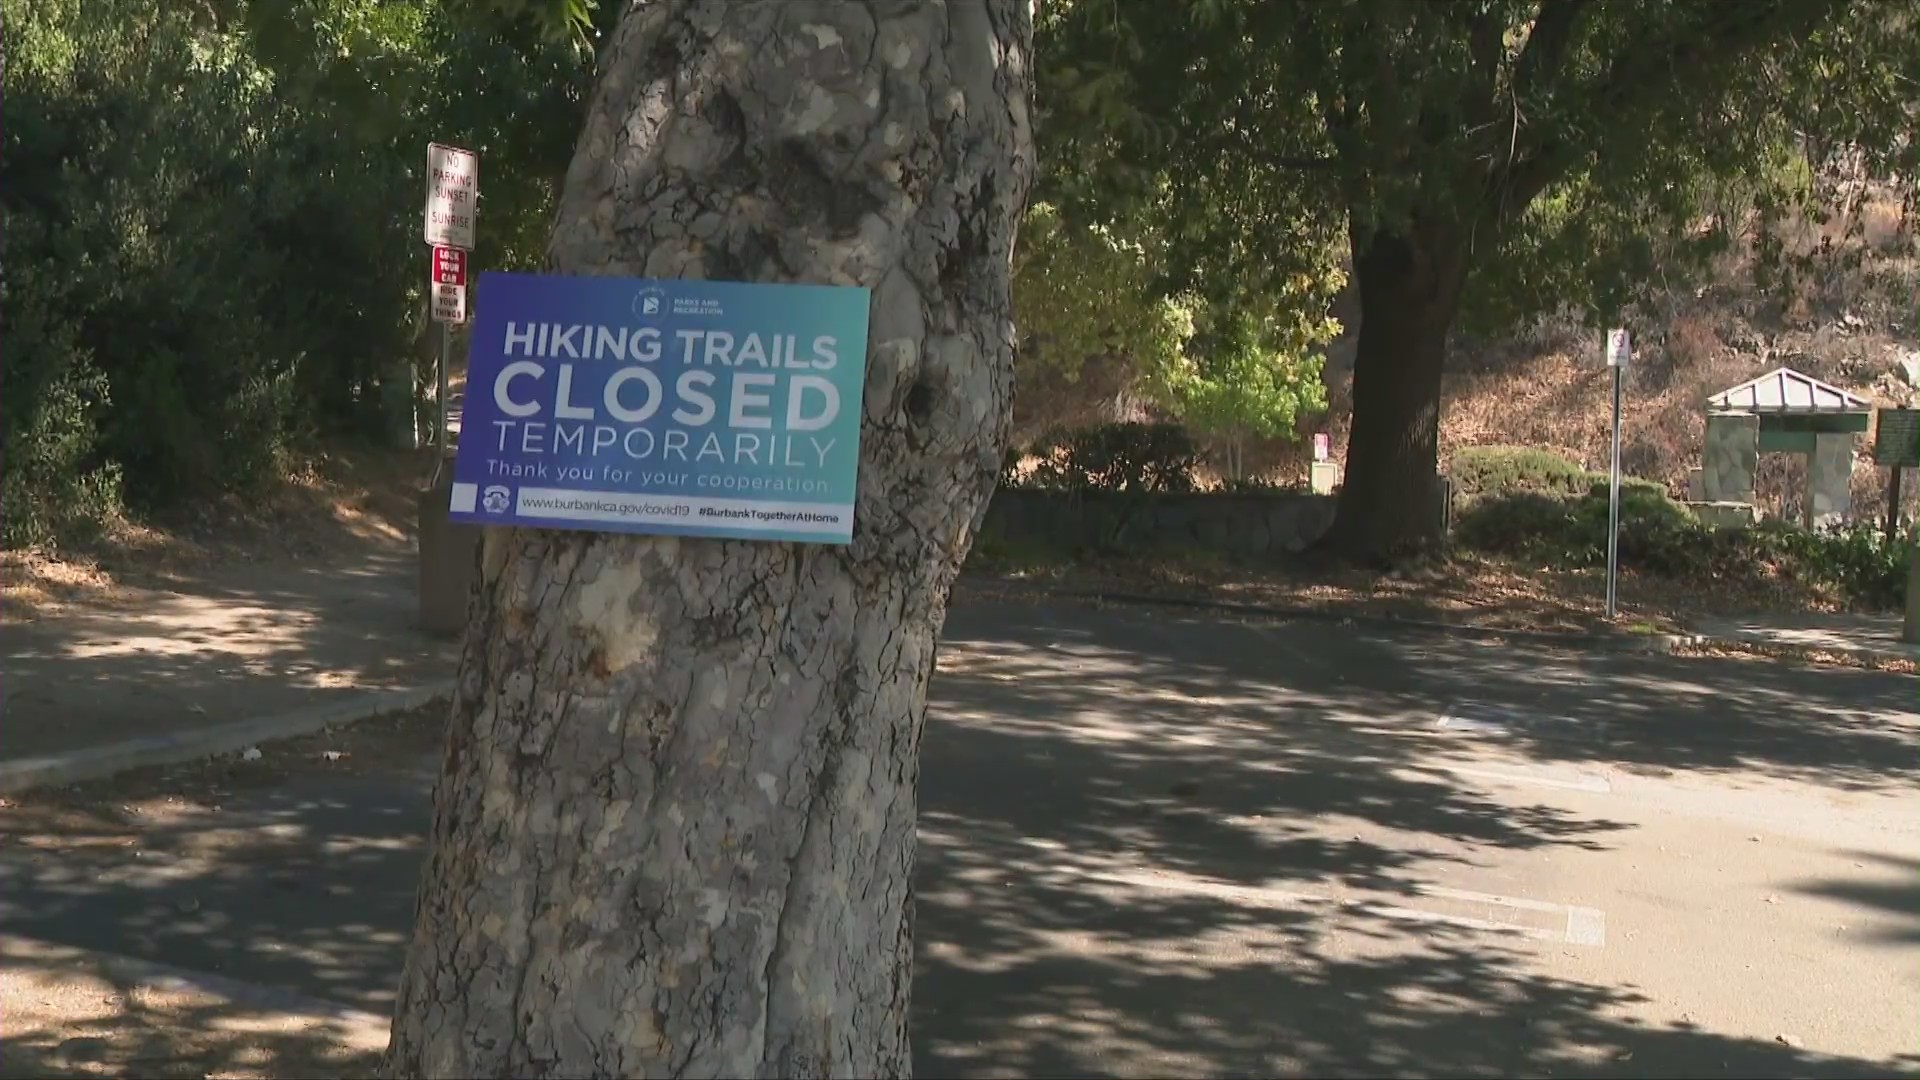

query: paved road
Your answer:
[1,600,1914,1078]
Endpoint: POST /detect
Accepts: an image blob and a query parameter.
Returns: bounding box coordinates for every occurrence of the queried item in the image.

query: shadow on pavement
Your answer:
[0,599,1911,1077]
[908,601,1919,1077]
[939,600,1917,793]
[1790,852,1920,947]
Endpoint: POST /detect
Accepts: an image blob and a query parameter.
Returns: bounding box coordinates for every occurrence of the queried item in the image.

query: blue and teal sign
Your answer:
[447,272,870,544]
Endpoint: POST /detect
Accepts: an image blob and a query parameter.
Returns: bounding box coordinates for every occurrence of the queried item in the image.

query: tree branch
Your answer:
[1511,0,1594,105]
[1492,0,1845,219]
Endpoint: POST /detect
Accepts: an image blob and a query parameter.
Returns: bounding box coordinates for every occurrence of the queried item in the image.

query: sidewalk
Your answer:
[0,547,458,772]
[1689,612,1914,666]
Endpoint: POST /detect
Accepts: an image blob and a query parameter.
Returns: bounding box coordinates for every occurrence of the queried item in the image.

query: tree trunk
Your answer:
[1323,220,1468,561]
[383,3,1033,1077]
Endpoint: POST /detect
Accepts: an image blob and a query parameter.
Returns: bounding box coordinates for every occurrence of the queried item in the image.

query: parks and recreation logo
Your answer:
[632,284,724,321]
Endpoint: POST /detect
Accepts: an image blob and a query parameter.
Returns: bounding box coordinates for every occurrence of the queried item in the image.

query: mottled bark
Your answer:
[1322,221,1468,561]
[383,3,1032,1077]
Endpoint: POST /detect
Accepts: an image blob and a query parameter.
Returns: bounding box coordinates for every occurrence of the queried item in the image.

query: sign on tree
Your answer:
[446,272,871,544]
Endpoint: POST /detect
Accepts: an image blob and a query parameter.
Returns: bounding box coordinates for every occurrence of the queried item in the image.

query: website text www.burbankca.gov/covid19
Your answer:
[503,487,850,534]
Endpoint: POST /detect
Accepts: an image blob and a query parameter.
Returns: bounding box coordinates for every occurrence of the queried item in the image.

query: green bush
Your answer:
[1,0,427,544]
[1456,486,1912,610]
[1028,423,1202,493]
[1454,491,1593,562]
[1739,520,1911,611]
[1214,475,1303,494]
[1450,445,1593,500]
[1587,475,1671,502]
[1458,484,1708,567]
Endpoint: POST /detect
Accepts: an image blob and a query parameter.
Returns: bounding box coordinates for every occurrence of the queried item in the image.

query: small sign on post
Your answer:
[1312,432,1331,463]
[424,143,478,250]
[431,282,467,324]
[423,144,478,451]
[432,245,468,287]
[1606,328,1632,368]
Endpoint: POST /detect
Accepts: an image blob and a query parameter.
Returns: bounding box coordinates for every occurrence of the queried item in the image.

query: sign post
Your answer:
[424,144,479,453]
[1604,328,1632,619]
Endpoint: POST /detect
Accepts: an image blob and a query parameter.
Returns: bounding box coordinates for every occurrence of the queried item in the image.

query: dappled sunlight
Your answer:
[0,776,434,1016]
[0,936,387,1080]
[0,547,458,762]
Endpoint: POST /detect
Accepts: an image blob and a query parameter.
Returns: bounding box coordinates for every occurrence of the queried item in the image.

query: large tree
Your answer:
[383,1,1033,1075]
[1042,0,1916,558]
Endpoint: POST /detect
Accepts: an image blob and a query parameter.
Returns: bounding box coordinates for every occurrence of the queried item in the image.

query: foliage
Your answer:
[1167,306,1334,480]
[1745,521,1913,612]
[6,0,361,539]
[2,0,601,546]
[1214,475,1305,495]
[1047,0,1916,326]
[1011,203,1196,392]
[1456,488,1911,610]
[1026,424,1202,494]
[1449,446,1594,500]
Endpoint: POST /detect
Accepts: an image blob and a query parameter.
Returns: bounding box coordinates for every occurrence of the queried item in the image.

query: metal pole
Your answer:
[1886,464,1903,546]
[437,320,451,451]
[1606,363,1622,620]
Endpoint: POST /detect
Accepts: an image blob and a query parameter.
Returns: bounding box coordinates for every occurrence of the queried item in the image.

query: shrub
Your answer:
[1744,520,1911,611]
[1454,491,1594,564]
[1027,423,1202,494]
[1457,483,1707,568]
[1214,475,1302,494]
[1450,445,1593,500]
[1456,486,1912,610]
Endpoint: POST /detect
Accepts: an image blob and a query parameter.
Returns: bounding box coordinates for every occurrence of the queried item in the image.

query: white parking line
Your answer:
[1415,885,1608,948]
[1437,762,1613,794]
[1350,900,1564,943]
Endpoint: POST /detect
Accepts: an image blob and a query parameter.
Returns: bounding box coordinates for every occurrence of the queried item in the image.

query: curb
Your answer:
[0,681,455,795]
[1034,587,1702,655]
[1663,633,1916,672]
[1030,588,1912,669]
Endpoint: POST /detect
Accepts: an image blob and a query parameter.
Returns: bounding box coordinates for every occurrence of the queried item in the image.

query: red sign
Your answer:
[432,246,468,287]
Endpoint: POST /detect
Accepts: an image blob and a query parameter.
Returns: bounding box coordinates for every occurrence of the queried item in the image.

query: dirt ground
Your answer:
[0,444,436,624]
[5,438,1904,677]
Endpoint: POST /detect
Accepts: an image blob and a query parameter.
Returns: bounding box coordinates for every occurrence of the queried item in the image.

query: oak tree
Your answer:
[1042,0,1916,557]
